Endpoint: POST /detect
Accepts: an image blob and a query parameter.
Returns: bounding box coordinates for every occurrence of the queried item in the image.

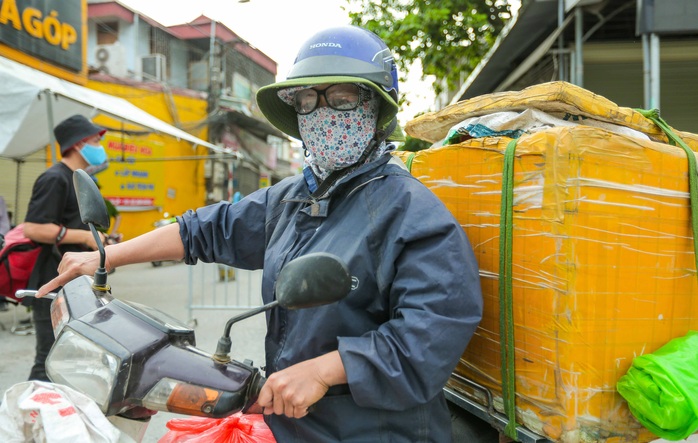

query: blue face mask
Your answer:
[79,144,107,166]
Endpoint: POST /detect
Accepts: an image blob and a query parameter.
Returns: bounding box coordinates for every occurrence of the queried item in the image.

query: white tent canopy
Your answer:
[0,56,224,159]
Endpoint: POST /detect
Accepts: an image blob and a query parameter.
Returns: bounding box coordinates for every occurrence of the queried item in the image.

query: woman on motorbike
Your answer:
[39,25,483,442]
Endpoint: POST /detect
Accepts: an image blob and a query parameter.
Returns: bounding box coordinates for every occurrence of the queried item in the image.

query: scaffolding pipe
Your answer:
[44,89,57,165]
[558,0,566,80]
[650,33,660,110]
[574,7,583,87]
[13,159,23,225]
[642,34,651,109]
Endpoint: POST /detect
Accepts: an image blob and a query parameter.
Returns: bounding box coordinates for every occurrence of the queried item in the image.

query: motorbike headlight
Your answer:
[46,328,120,412]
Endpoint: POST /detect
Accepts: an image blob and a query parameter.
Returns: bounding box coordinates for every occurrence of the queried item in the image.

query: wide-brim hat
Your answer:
[256,75,404,142]
[54,114,107,154]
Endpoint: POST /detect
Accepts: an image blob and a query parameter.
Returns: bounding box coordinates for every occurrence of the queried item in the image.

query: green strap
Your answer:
[403,146,519,436]
[498,112,696,441]
[492,111,694,441]
[499,139,519,439]
[635,108,698,277]
[404,152,415,172]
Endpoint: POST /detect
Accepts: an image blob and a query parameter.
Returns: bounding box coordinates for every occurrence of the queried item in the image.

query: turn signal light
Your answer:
[50,294,70,337]
[143,378,223,416]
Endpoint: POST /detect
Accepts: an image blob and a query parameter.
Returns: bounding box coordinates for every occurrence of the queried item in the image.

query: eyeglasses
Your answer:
[293,84,371,115]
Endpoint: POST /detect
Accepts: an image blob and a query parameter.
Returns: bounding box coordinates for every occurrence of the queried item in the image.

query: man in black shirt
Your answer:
[23,114,108,381]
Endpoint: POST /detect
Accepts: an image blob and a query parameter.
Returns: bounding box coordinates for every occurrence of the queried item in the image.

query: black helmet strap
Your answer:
[310,117,398,200]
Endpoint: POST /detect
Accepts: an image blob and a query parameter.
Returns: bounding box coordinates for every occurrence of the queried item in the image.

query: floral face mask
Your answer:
[294,88,382,180]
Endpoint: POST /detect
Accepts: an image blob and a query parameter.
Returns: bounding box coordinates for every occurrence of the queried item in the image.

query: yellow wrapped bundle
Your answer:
[398,82,698,442]
[406,81,698,149]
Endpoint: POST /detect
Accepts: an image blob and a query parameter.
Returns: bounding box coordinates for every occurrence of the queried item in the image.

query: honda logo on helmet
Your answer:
[310,42,342,49]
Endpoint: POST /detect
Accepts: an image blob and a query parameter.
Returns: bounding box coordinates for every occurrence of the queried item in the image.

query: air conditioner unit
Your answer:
[94,43,127,77]
[141,54,167,82]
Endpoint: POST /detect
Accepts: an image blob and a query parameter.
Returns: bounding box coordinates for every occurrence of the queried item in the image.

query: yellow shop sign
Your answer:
[0,0,83,72]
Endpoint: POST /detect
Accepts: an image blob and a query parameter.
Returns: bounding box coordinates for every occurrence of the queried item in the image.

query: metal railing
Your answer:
[186,262,263,326]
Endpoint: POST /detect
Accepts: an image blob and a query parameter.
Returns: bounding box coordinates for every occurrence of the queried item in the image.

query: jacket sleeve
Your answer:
[178,188,270,270]
[338,178,484,410]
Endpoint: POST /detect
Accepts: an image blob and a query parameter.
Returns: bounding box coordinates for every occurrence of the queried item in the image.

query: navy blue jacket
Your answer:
[179,154,483,442]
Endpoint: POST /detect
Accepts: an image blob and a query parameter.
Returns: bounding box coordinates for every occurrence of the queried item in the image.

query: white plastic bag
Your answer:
[444,108,650,143]
[0,381,132,443]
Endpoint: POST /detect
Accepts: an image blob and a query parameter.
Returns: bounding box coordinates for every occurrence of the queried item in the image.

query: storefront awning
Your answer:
[0,56,225,159]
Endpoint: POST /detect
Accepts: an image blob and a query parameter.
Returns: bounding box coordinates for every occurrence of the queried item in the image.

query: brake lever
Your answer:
[14,290,57,300]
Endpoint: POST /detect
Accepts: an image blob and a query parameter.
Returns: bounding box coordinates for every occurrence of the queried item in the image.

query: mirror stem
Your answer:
[212,300,278,363]
[89,224,109,291]
[223,300,278,337]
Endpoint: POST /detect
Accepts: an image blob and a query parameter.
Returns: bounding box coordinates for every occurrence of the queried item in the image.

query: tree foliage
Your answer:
[346,0,512,100]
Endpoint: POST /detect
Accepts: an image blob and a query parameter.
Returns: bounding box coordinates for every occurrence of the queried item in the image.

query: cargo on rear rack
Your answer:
[397,81,698,443]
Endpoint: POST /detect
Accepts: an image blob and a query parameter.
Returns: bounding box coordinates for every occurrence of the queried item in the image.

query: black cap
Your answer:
[54,115,106,154]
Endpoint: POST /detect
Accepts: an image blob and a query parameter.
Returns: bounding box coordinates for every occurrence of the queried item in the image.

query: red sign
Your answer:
[106,197,155,207]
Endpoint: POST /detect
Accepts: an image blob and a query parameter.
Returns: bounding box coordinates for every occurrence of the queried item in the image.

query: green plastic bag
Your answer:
[617,330,698,441]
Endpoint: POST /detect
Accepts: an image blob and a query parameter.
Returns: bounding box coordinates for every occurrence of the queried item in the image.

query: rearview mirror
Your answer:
[275,252,351,309]
[214,252,352,363]
[73,169,110,230]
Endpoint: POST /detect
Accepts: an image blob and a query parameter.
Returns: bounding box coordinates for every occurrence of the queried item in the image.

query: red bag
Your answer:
[158,413,276,443]
[0,224,42,302]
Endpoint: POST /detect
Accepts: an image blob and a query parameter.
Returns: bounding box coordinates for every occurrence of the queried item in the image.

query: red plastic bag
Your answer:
[158,413,276,443]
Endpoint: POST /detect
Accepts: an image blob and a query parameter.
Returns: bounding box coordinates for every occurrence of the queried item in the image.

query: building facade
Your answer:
[86,0,296,211]
[440,0,698,134]
[0,0,296,240]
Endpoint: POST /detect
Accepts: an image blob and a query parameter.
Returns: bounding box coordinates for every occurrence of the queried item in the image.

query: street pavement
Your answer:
[0,260,267,442]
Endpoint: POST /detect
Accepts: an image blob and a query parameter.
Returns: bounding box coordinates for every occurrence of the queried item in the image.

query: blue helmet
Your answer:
[287,25,399,101]
[257,26,402,141]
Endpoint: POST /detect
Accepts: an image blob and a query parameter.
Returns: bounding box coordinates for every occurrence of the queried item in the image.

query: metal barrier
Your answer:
[0,299,34,335]
[186,262,263,325]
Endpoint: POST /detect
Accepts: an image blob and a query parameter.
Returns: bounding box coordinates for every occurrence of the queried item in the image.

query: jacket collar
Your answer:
[282,154,396,216]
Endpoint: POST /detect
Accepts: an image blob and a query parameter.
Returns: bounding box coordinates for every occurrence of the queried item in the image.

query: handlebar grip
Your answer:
[242,372,266,414]
[14,290,56,300]
[250,373,266,399]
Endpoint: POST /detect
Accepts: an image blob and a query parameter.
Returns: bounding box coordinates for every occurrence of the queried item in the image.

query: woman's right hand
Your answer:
[35,250,101,297]
[35,222,186,297]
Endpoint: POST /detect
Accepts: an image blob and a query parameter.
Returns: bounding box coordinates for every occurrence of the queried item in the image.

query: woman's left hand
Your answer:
[257,350,347,419]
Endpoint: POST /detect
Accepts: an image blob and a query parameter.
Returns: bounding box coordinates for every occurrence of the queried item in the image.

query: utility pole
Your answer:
[207,20,219,113]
